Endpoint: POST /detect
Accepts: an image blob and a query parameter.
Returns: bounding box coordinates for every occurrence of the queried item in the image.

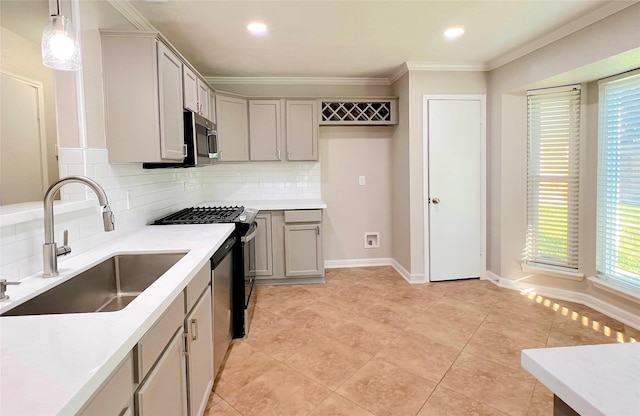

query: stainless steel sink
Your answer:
[2,253,186,316]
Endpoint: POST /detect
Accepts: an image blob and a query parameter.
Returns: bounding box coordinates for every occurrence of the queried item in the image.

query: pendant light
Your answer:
[41,0,80,70]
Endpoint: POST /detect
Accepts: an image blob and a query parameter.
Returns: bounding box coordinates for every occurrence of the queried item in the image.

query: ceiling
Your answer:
[1,1,635,81]
[127,0,634,80]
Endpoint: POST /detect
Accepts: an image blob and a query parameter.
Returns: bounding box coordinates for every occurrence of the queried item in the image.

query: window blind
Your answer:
[526,86,581,269]
[597,72,640,287]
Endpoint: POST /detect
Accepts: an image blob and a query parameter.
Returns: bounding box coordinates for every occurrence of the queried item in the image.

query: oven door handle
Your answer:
[241,222,259,243]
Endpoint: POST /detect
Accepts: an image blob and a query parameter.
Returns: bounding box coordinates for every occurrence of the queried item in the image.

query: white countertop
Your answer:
[0,223,235,415]
[200,199,327,211]
[522,343,640,416]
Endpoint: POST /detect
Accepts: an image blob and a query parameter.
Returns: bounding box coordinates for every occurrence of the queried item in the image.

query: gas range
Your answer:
[152,206,258,230]
[151,205,259,339]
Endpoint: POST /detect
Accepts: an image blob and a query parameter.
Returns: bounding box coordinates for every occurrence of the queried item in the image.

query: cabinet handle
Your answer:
[316,226,320,235]
[287,150,291,160]
[182,144,188,158]
[191,319,198,341]
[277,149,281,160]
[218,151,222,161]
[182,332,189,355]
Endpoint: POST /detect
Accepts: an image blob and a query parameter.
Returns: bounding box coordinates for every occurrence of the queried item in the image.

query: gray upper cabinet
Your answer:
[216,95,249,162]
[286,100,318,161]
[157,42,186,161]
[197,79,210,119]
[183,65,198,113]
[249,100,283,161]
[101,31,184,163]
[208,92,217,124]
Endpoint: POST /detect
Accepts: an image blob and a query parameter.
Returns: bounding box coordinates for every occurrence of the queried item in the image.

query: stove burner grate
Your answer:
[152,206,244,224]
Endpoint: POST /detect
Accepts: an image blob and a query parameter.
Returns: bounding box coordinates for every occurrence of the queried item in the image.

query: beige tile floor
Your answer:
[206,267,639,416]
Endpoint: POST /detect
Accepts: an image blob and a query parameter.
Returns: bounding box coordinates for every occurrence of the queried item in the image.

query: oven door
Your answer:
[241,221,258,335]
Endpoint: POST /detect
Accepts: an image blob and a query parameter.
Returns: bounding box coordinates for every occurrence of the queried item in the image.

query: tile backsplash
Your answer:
[0,148,320,281]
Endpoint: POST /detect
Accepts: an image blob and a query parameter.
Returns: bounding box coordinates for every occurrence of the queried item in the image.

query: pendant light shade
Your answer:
[42,10,80,70]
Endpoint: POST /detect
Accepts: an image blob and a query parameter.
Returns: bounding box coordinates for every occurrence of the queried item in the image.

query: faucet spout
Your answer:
[43,176,115,277]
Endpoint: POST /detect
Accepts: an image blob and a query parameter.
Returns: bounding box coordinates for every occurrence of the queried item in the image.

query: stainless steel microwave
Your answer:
[143,111,217,169]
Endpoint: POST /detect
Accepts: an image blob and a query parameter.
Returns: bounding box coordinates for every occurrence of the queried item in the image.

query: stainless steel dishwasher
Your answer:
[211,235,235,377]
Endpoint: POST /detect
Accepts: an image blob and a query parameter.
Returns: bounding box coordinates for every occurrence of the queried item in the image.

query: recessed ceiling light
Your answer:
[247,21,268,36]
[444,27,465,39]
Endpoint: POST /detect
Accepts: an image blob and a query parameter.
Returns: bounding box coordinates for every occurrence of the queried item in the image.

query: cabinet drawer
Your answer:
[284,209,322,223]
[135,293,185,381]
[79,353,135,416]
[185,263,211,313]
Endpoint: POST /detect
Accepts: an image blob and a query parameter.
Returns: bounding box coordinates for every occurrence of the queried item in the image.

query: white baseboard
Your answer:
[487,271,640,331]
[324,258,393,269]
[323,258,427,283]
[392,259,426,284]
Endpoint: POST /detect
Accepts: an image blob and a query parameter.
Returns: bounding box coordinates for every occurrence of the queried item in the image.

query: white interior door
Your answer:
[0,72,47,205]
[427,99,482,282]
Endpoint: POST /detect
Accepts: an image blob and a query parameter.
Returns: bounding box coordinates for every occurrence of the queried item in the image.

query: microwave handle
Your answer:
[207,130,218,159]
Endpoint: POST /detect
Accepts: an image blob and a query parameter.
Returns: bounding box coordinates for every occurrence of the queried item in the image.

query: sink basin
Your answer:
[2,253,186,316]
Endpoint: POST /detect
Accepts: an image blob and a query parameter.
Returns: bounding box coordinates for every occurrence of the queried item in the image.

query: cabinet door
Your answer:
[182,65,198,112]
[135,329,188,416]
[216,95,249,162]
[208,92,216,124]
[157,42,185,161]
[286,100,318,161]
[251,213,273,277]
[284,223,323,277]
[186,287,214,416]
[249,100,282,161]
[79,353,134,416]
[197,79,210,117]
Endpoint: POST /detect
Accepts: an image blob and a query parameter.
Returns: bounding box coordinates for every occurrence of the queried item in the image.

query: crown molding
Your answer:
[386,61,487,85]
[205,77,391,86]
[106,0,156,31]
[387,63,409,85]
[487,0,638,71]
[405,61,487,72]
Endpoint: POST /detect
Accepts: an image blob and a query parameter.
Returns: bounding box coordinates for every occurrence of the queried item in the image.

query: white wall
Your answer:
[487,3,640,314]
[390,70,487,277]
[320,126,393,262]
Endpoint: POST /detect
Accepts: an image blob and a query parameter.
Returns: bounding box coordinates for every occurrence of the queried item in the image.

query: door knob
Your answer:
[432,198,440,204]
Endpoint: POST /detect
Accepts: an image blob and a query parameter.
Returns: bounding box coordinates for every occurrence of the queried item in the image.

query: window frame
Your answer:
[525,85,582,271]
[596,69,640,289]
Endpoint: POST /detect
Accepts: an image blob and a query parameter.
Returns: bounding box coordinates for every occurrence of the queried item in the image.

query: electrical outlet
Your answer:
[359,176,366,186]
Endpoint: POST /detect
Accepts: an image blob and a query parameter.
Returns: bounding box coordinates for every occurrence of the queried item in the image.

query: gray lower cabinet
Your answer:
[185,287,214,416]
[250,213,273,276]
[284,210,323,277]
[80,264,215,416]
[135,328,188,416]
[78,353,135,416]
[132,263,213,416]
[254,210,324,281]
